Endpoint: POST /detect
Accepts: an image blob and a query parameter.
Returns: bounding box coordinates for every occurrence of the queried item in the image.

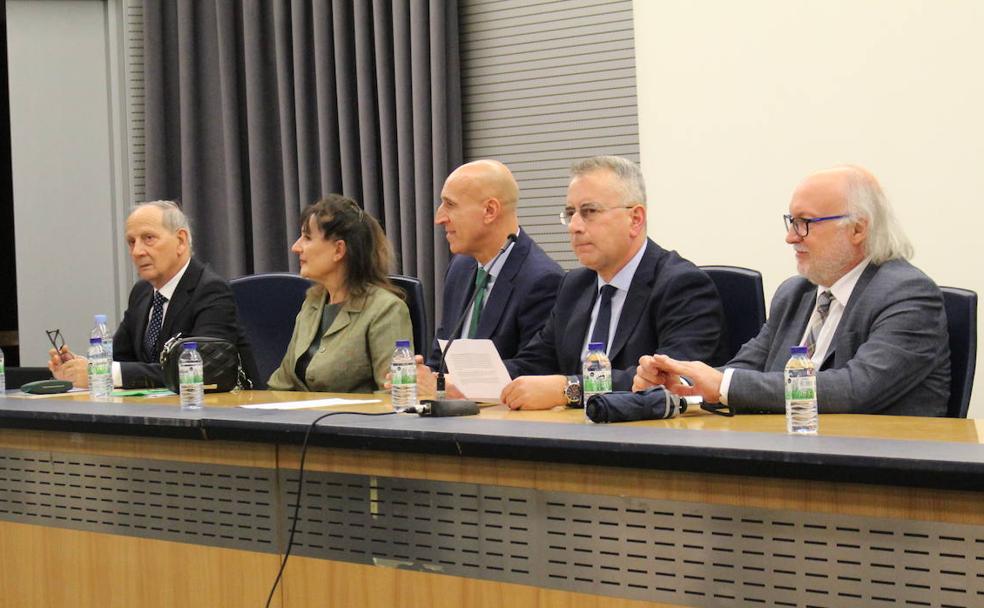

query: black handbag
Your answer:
[159,334,251,393]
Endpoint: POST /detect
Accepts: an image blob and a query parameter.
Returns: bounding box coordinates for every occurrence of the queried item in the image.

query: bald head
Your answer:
[436,159,521,263]
[445,160,519,209]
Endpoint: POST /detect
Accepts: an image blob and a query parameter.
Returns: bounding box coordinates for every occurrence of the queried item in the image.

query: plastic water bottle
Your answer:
[178,342,204,410]
[0,346,5,393]
[87,337,112,400]
[583,342,612,420]
[390,339,417,412]
[92,314,113,361]
[784,345,818,434]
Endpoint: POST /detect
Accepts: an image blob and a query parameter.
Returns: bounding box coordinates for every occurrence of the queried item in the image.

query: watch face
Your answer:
[565,381,581,403]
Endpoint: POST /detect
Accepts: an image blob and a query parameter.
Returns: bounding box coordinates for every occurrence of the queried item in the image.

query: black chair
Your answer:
[5,366,52,390]
[230,273,312,384]
[940,286,977,418]
[700,265,767,361]
[390,274,429,356]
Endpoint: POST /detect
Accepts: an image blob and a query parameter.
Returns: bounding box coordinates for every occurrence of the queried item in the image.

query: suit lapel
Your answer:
[609,242,658,362]
[559,278,598,371]
[828,262,878,369]
[132,285,153,361]
[294,292,326,363]
[452,258,479,336]
[159,259,203,346]
[778,290,819,366]
[476,233,529,337]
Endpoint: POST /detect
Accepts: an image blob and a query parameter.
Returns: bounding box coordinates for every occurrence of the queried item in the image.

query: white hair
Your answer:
[840,167,912,263]
[570,155,647,205]
[132,200,193,251]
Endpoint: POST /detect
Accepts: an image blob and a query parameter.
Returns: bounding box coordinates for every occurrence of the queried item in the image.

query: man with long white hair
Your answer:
[633,166,951,416]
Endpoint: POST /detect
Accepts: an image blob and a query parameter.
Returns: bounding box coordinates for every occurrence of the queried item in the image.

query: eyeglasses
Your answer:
[783,214,849,237]
[559,203,638,226]
[46,329,65,353]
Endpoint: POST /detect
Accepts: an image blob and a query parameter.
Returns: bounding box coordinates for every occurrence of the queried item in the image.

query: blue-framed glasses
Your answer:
[783,214,849,237]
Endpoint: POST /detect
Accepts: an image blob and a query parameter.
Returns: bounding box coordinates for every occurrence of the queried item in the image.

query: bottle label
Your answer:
[180,370,203,385]
[584,369,612,394]
[89,362,109,375]
[391,364,415,385]
[785,375,816,400]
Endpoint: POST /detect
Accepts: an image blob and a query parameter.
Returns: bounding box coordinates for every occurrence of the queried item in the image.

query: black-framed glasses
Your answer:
[46,329,65,353]
[559,203,639,226]
[783,214,849,237]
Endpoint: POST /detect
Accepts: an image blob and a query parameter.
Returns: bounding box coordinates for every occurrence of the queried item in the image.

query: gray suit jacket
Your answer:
[726,259,950,416]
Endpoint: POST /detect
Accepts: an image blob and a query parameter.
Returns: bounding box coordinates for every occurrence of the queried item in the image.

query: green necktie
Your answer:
[467,267,490,338]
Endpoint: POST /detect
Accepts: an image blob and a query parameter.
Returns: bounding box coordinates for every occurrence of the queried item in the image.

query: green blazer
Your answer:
[267,284,412,393]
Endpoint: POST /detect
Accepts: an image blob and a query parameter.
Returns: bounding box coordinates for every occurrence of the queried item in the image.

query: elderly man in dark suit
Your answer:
[48,201,258,389]
[633,166,950,416]
[413,160,563,393]
[500,156,728,410]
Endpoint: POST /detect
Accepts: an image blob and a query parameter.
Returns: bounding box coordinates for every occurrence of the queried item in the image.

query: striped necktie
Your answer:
[803,290,833,358]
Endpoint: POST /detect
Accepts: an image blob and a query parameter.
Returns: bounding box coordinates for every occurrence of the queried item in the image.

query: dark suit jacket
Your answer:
[505,239,728,390]
[726,259,950,415]
[113,257,260,389]
[427,229,564,368]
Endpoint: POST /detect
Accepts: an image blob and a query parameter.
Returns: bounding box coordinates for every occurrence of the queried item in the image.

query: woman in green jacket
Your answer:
[268,195,412,393]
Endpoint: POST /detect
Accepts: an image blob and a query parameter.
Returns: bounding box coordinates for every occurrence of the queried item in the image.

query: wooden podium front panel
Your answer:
[0,429,284,608]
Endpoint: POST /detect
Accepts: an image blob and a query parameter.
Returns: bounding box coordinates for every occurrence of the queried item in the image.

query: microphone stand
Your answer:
[423,233,517,417]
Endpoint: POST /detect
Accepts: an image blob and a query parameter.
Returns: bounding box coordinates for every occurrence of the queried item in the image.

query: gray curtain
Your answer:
[143,0,461,332]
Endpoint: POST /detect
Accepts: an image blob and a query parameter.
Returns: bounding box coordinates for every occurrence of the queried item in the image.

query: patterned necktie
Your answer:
[143,291,168,359]
[467,267,490,338]
[589,284,618,350]
[803,290,834,358]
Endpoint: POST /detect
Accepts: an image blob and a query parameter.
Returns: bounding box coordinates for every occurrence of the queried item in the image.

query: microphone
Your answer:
[425,232,517,417]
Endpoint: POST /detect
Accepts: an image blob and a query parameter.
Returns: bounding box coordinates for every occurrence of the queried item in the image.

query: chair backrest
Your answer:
[700,265,767,361]
[389,274,429,356]
[230,273,312,384]
[940,286,978,418]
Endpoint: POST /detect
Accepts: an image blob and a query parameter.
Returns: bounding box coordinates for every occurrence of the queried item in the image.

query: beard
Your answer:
[796,232,860,286]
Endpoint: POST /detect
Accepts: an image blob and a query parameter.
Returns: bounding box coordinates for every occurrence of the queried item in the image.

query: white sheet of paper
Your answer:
[438,338,510,402]
[240,398,381,410]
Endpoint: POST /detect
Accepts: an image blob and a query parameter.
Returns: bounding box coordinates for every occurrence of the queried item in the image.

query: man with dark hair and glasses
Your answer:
[499,155,728,410]
[634,166,950,416]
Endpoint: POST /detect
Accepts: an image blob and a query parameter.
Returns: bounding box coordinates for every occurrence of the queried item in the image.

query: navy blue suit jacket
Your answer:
[428,230,564,368]
[505,239,729,391]
[113,257,260,389]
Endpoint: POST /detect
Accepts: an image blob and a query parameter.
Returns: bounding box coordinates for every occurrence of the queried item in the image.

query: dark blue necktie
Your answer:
[143,291,167,359]
[589,284,617,350]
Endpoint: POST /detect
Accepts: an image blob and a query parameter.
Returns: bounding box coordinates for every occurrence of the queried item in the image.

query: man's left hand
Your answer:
[500,375,567,410]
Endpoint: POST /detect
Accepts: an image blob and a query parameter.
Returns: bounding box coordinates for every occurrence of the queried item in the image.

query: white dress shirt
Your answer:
[580,242,647,363]
[112,259,191,387]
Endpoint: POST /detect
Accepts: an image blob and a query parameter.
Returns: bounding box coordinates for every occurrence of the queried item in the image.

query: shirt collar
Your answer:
[819,257,870,305]
[156,259,191,301]
[597,240,646,292]
[480,227,521,281]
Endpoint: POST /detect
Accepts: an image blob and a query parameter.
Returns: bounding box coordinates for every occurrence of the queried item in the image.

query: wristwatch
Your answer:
[563,375,582,408]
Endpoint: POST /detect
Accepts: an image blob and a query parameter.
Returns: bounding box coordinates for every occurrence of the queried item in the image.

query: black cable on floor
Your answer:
[265,410,397,608]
